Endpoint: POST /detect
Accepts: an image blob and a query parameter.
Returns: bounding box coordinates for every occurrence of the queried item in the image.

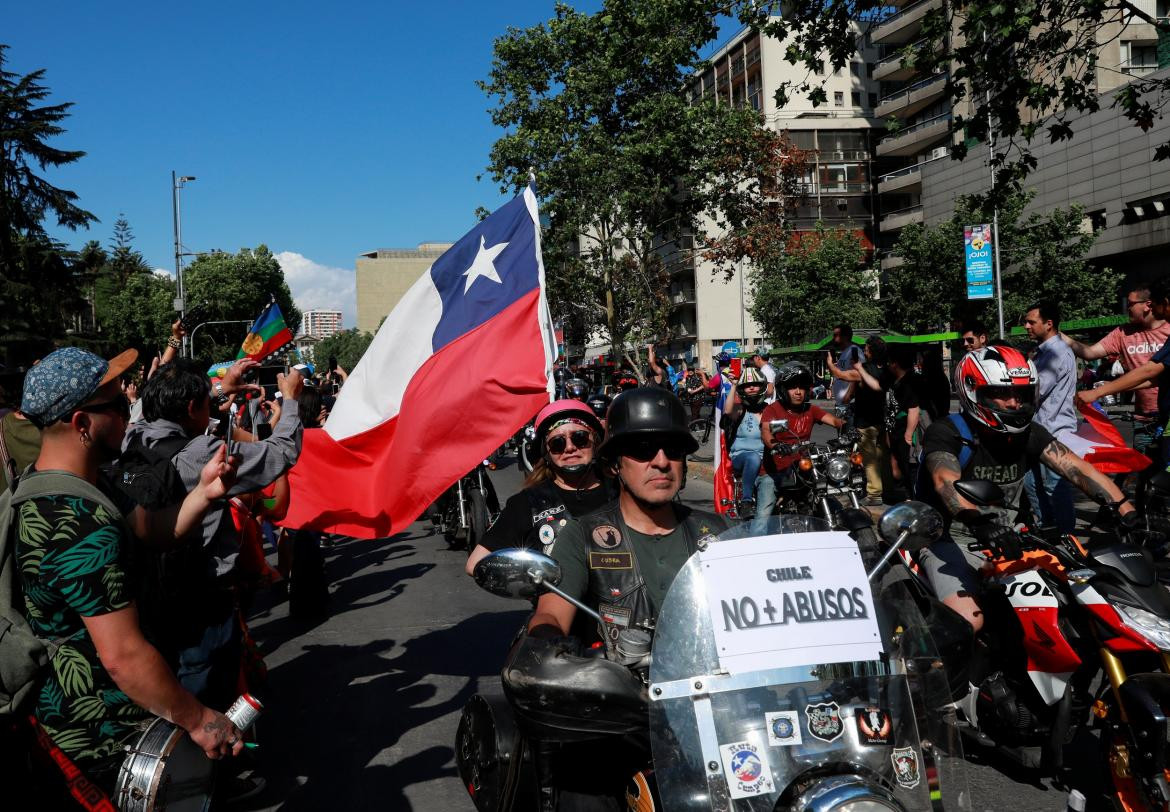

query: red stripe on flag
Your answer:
[1074,400,1152,474]
[281,290,549,537]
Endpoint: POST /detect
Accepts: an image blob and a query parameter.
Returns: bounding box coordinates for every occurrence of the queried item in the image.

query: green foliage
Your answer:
[884,191,1118,333]
[312,328,374,374]
[181,246,301,364]
[731,1,1170,205]
[480,0,775,365]
[747,223,881,344]
[91,216,174,355]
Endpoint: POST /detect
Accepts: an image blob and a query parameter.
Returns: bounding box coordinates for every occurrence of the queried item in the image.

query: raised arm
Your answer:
[1060,332,1108,361]
[1077,359,1163,405]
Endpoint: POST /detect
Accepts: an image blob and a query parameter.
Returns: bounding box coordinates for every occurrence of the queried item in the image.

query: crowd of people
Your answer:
[0,320,347,808]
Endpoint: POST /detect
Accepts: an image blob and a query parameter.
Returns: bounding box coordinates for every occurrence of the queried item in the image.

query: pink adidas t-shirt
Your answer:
[1098,321,1170,415]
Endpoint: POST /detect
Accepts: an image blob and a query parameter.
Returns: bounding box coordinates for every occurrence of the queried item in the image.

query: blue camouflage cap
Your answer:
[21,347,138,426]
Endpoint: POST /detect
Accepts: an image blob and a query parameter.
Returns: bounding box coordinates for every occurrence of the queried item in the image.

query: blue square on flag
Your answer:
[430,193,539,352]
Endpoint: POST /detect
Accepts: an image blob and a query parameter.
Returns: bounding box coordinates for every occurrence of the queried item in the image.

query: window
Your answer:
[1121,41,1158,75]
[851,62,863,76]
[851,91,862,107]
[866,62,875,78]
[813,60,826,75]
[834,91,844,107]
[869,93,878,108]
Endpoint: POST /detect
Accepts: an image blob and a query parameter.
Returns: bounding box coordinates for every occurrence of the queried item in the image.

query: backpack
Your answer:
[102,434,190,510]
[913,413,978,501]
[0,469,127,718]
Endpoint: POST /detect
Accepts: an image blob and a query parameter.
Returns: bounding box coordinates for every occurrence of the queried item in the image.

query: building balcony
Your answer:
[877,113,951,157]
[880,253,905,270]
[879,204,924,232]
[877,150,948,194]
[871,0,943,45]
[872,40,939,82]
[874,72,947,119]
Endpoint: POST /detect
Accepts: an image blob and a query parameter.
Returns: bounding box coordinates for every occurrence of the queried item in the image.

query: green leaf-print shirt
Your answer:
[17,494,150,765]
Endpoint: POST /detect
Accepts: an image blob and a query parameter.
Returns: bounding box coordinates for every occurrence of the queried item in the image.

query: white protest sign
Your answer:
[698,531,882,674]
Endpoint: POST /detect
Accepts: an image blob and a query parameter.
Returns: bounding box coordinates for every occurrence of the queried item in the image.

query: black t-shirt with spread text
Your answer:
[482,481,612,551]
[853,362,892,428]
[921,413,1054,511]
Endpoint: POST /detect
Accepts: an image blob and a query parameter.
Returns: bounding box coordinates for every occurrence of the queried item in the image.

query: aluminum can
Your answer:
[224,693,263,732]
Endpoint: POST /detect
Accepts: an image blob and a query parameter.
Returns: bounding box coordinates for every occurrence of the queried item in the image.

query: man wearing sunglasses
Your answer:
[1064,280,1169,460]
[528,388,729,652]
[466,399,614,575]
[12,348,247,794]
[960,322,988,353]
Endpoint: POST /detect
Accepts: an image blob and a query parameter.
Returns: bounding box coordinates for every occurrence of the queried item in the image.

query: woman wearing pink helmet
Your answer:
[465,399,615,574]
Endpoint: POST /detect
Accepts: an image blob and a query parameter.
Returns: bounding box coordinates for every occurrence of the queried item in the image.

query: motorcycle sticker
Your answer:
[891,746,921,789]
[599,603,632,646]
[625,772,656,812]
[538,524,556,550]
[591,525,622,549]
[854,707,892,745]
[765,711,802,746]
[719,740,775,799]
[805,702,844,743]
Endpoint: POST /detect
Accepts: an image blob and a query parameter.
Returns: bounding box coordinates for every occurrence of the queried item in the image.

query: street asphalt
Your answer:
[239,407,1138,810]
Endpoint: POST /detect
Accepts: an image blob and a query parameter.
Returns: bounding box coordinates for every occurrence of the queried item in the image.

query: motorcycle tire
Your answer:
[688,419,714,462]
[467,489,490,558]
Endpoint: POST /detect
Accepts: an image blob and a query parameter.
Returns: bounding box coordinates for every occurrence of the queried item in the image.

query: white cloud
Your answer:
[154,268,174,278]
[274,251,357,332]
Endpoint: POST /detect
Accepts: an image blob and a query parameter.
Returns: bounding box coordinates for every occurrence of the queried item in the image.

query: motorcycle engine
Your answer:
[976,672,1036,743]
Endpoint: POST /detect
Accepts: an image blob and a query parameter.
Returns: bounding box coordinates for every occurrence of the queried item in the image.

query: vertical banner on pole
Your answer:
[964,224,994,300]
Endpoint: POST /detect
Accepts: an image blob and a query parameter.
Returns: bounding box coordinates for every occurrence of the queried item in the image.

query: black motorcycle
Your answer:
[455,508,971,811]
[432,461,499,553]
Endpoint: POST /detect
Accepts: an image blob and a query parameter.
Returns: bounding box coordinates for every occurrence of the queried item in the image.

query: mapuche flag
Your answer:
[280,186,558,538]
[238,301,294,362]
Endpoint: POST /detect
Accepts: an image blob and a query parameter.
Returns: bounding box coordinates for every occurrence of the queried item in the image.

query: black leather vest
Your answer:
[523,478,616,554]
[573,503,728,656]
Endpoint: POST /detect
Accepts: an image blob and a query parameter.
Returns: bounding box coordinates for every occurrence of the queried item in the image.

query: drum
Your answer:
[115,718,215,811]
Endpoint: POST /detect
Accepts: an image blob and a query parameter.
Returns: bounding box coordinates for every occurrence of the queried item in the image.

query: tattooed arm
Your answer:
[1040,438,1136,515]
[925,450,979,517]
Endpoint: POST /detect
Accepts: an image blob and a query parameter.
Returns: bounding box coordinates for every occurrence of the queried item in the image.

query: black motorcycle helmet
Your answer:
[598,387,698,462]
[585,392,612,421]
[776,362,814,411]
[564,377,590,401]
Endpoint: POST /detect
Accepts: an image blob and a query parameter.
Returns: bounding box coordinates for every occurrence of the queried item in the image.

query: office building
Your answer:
[355,243,454,335]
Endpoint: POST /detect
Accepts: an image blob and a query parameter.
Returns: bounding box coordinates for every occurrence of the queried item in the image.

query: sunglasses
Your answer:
[1128,298,1151,307]
[963,337,978,344]
[622,438,688,463]
[67,393,131,422]
[547,430,594,455]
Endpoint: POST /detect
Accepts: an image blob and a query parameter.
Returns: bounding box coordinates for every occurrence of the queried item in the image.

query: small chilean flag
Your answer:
[281,186,557,538]
[1059,400,1152,475]
[238,300,295,362]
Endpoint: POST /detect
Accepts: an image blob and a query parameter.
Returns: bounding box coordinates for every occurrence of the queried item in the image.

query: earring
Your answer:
[80,431,92,447]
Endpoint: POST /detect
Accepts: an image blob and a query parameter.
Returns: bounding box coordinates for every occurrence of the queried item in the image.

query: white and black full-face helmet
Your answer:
[954,345,1038,434]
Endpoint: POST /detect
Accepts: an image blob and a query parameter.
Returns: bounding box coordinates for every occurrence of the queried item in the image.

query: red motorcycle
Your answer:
[900,479,1170,810]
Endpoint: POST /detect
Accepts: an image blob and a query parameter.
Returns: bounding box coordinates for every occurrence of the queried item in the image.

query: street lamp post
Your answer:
[172,171,196,356]
[190,320,252,360]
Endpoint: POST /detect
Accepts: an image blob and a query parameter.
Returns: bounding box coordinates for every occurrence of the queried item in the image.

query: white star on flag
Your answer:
[461,235,508,293]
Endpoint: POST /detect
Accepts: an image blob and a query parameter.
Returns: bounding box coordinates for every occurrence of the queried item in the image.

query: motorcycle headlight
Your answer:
[1115,603,1170,650]
[826,456,852,484]
[790,775,904,812]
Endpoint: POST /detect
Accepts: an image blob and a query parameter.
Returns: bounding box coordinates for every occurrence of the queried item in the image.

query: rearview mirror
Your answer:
[878,501,944,551]
[473,548,562,599]
[954,479,1005,508]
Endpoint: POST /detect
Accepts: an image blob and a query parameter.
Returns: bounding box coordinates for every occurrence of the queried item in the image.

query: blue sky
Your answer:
[8,2,735,330]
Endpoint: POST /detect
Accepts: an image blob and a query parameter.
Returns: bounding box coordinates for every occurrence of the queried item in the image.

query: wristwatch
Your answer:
[214,381,226,398]
[167,337,182,350]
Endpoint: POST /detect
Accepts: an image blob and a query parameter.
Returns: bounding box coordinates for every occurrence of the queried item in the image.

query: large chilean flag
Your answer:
[281,186,557,537]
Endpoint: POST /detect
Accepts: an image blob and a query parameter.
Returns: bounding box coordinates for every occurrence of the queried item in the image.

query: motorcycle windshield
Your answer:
[649,515,969,811]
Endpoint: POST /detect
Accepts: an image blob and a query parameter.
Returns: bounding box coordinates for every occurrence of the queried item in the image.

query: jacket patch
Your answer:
[589,551,633,569]
[591,524,622,549]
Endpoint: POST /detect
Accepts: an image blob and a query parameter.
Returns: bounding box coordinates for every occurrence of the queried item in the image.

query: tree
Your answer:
[98,272,177,356]
[726,1,1170,203]
[884,191,1118,333]
[312,329,374,374]
[0,44,96,366]
[747,222,881,344]
[480,0,781,369]
[181,246,302,363]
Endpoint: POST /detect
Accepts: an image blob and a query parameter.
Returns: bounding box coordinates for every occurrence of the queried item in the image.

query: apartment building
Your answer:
[300,309,343,339]
[872,0,1170,270]
[659,23,884,366]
